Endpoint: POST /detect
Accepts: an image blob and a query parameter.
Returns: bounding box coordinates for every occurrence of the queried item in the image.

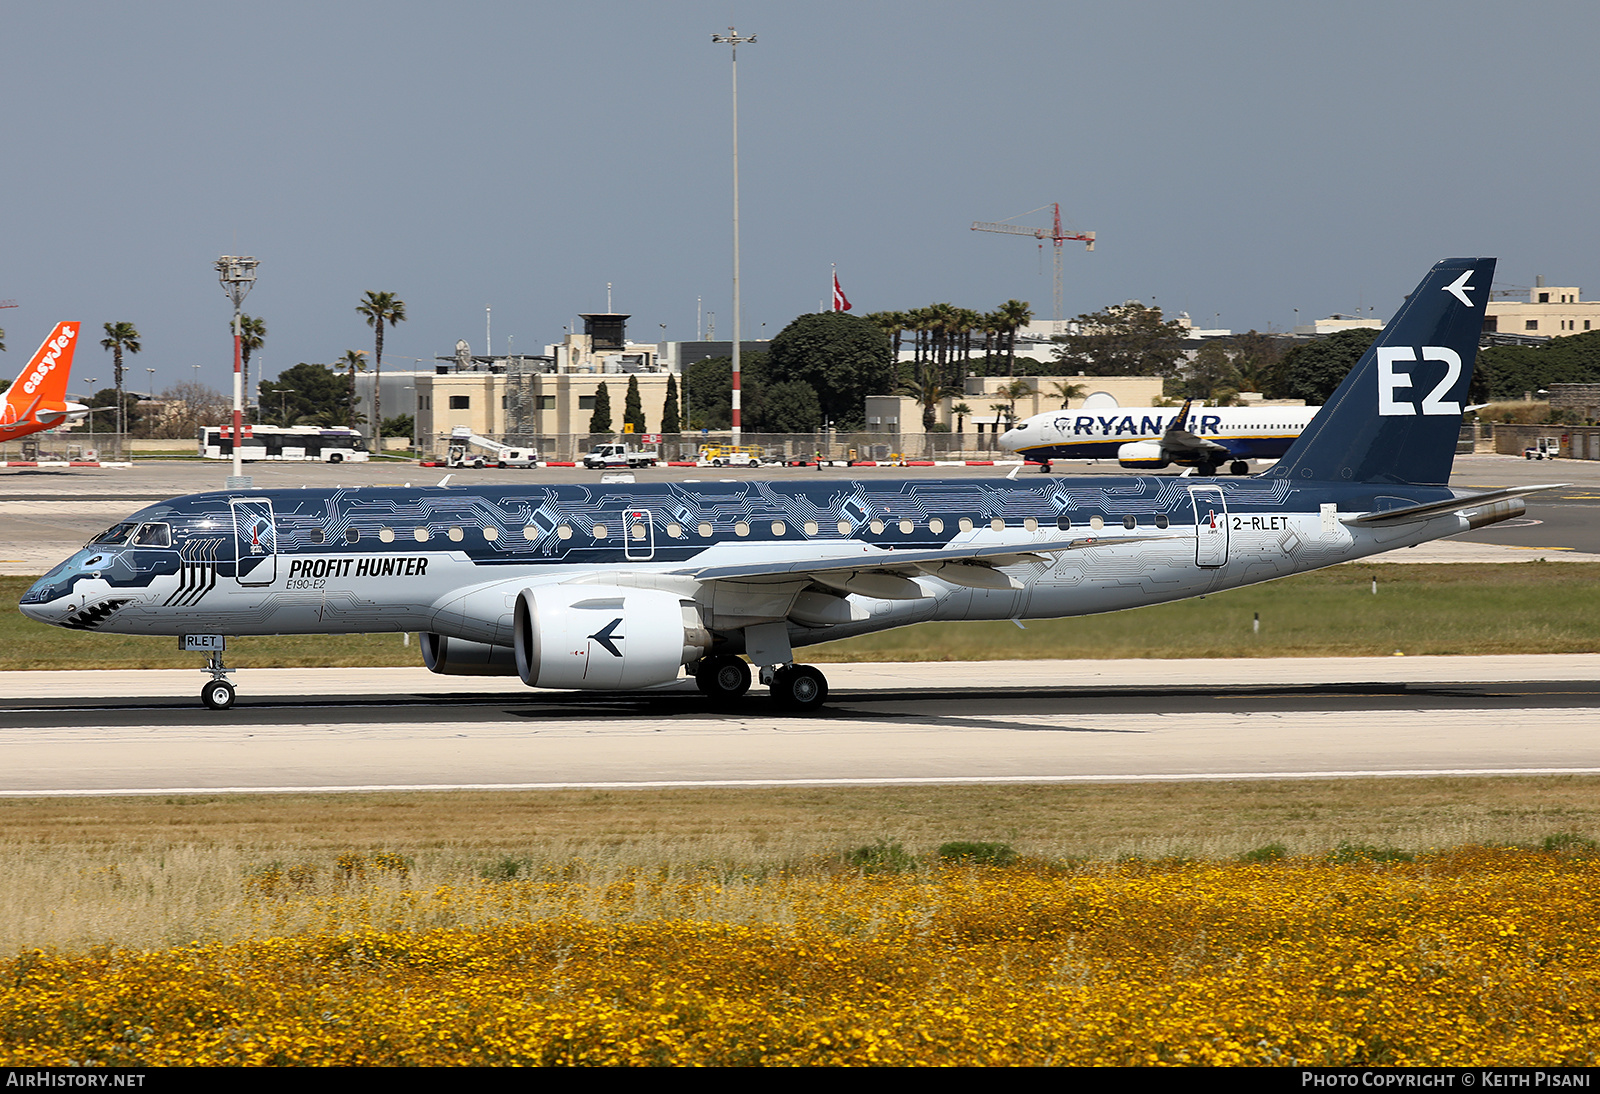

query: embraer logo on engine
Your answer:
[1377,347,1463,417]
[589,618,625,657]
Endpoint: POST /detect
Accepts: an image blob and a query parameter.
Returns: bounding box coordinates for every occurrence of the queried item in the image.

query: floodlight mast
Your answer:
[711,26,754,445]
[215,256,259,483]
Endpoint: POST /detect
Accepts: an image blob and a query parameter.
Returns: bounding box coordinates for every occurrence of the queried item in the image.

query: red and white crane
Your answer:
[971,203,1094,328]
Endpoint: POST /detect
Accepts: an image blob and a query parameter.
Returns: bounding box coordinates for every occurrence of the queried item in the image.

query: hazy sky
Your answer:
[4,1,1597,392]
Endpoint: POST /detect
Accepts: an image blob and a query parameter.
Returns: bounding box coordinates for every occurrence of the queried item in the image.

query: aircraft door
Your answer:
[1188,486,1228,568]
[231,498,278,585]
[624,508,655,561]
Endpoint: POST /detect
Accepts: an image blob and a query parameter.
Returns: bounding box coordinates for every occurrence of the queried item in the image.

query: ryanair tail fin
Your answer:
[3,322,82,425]
[1267,258,1494,486]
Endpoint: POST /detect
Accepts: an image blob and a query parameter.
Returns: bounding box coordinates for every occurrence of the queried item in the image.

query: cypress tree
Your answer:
[624,374,646,434]
[662,373,681,433]
[589,381,612,434]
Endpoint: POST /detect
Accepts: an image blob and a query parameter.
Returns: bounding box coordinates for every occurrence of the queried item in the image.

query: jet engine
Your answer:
[513,585,711,690]
[420,633,519,676]
[1117,441,1169,470]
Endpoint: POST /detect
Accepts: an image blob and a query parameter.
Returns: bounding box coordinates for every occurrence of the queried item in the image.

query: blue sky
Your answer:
[3,1,1596,391]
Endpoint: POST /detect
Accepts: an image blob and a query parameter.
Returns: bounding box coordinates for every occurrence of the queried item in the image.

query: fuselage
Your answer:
[20,475,1473,651]
[1001,405,1319,463]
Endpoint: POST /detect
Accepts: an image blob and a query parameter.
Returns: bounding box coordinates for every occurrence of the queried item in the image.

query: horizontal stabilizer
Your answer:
[1342,484,1564,526]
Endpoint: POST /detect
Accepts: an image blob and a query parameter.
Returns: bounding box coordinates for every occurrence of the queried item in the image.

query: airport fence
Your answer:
[0,432,129,464]
[421,432,1019,464]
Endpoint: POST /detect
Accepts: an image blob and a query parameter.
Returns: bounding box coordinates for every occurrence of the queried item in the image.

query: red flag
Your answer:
[832,272,852,312]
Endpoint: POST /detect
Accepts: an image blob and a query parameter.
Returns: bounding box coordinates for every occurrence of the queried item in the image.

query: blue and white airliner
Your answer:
[999,399,1319,474]
[19,258,1555,713]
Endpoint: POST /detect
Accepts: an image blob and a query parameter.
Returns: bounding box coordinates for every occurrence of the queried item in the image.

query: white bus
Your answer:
[198,425,371,463]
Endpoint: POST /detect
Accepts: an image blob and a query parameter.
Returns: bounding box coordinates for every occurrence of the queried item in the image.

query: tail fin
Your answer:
[4,322,82,423]
[1267,258,1494,486]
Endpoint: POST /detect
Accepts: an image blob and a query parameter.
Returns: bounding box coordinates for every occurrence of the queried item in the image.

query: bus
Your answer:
[198,425,370,463]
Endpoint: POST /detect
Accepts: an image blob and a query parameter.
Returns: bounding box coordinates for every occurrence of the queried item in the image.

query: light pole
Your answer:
[278,388,295,426]
[215,256,260,485]
[712,25,754,446]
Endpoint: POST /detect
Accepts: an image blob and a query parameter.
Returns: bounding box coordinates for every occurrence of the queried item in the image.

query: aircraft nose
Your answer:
[18,574,68,622]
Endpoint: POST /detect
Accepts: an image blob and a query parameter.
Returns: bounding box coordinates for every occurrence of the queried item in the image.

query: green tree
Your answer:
[100,321,141,436]
[0,326,6,353]
[683,353,769,430]
[1053,302,1186,377]
[662,372,681,433]
[762,380,822,433]
[237,314,266,418]
[1224,329,1290,397]
[589,381,612,434]
[1169,342,1244,404]
[332,351,369,433]
[87,388,142,435]
[767,312,893,430]
[995,299,1033,378]
[951,401,973,433]
[1047,380,1086,409]
[1474,329,1600,403]
[260,362,354,428]
[1279,328,1379,404]
[382,414,414,440]
[623,374,646,434]
[356,291,406,442]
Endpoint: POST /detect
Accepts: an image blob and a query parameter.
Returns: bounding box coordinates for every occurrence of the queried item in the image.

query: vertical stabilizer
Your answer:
[4,322,82,423]
[1267,258,1494,486]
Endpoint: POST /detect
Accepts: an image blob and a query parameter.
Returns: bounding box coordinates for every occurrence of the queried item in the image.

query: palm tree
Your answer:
[237,314,266,418]
[0,327,6,353]
[100,322,141,438]
[356,292,407,446]
[951,402,973,434]
[996,299,1033,378]
[1048,380,1086,409]
[333,351,368,433]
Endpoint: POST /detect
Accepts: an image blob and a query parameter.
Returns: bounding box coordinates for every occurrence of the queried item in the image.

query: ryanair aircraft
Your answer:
[999,399,1320,474]
[20,259,1553,713]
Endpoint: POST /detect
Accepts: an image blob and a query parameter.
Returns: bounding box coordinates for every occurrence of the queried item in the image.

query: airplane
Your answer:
[18,258,1559,713]
[999,397,1320,474]
[0,322,91,445]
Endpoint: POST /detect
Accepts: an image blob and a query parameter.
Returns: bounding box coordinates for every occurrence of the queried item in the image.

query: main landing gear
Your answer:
[693,654,830,713]
[200,650,236,710]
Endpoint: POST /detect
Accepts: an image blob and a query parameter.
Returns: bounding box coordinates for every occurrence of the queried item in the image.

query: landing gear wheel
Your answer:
[770,664,828,713]
[696,655,751,705]
[1229,460,1249,476]
[1199,462,1219,476]
[202,679,236,710]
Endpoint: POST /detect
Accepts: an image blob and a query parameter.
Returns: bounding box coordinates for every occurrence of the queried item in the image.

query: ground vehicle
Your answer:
[198,425,369,463]
[446,427,538,468]
[697,444,768,467]
[1523,437,1561,460]
[582,443,659,469]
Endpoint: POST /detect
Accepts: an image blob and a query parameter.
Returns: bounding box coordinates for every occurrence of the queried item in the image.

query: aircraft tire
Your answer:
[696,655,751,705]
[202,679,236,711]
[771,664,828,713]
[1230,460,1249,475]
[1200,462,1219,476]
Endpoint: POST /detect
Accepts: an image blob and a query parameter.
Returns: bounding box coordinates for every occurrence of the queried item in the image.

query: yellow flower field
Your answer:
[3,847,1597,1066]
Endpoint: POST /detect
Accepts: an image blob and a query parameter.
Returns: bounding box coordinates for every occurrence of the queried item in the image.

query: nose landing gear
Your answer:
[199,649,236,710]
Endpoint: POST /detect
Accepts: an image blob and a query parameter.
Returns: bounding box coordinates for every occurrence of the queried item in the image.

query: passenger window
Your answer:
[1089,516,1104,531]
[734,521,750,537]
[699,522,714,537]
[1123,515,1137,530]
[666,522,684,538]
[837,520,851,535]
[771,521,785,536]
[448,527,464,542]
[593,524,608,539]
[523,526,538,541]
[804,521,819,536]
[344,528,360,544]
[483,526,500,541]
[414,528,431,543]
[557,525,573,540]
[1155,514,1169,529]
[1056,515,1072,531]
[899,519,913,534]
[308,529,326,545]
[929,518,944,534]
[959,517,974,532]
[1024,518,1038,532]
[868,519,885,534]
[631,522,647,540]
[990,518,1005,531]
[379,527,395,543]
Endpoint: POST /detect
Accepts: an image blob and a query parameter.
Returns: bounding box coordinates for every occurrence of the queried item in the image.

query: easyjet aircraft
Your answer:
[19,260,1561,712]
[0,323,90,444]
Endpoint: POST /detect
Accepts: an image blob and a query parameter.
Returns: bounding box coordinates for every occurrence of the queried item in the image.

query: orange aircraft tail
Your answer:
[2,322,81,426]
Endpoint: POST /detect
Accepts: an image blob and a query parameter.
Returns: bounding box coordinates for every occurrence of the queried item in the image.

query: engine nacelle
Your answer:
[1117,440,1169,470]
[513,585,711,690]
[421,633,519,676]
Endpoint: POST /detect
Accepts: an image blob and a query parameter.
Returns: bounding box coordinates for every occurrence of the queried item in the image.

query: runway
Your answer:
[2,657,1596,796]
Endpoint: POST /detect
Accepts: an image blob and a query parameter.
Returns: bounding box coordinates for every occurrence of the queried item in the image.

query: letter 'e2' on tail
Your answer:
[3,322,82,427]
[1267,257,1495,487]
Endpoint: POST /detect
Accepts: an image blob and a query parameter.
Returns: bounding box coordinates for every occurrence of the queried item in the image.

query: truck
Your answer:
[445,426,538,469]
[696,444,770,467]
[581,442,660,469]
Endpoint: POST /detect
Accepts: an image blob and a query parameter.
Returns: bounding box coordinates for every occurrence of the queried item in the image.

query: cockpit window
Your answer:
[132,523,172,548]
[87,522,137,547]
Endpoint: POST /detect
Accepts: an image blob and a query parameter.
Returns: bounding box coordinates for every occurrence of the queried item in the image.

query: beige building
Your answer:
[1484,278,1600,337]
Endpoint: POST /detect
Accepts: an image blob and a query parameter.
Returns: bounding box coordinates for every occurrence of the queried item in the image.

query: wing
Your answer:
[1157,398,1230,460]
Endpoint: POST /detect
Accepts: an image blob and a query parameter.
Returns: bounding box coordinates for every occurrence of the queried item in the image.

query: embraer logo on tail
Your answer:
[1377,347,1463,416]
[1443,270,1476,307]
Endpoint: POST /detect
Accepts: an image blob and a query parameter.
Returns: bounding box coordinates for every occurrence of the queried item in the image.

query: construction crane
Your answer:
[970,203,1094,328]
[0,300,17,310]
